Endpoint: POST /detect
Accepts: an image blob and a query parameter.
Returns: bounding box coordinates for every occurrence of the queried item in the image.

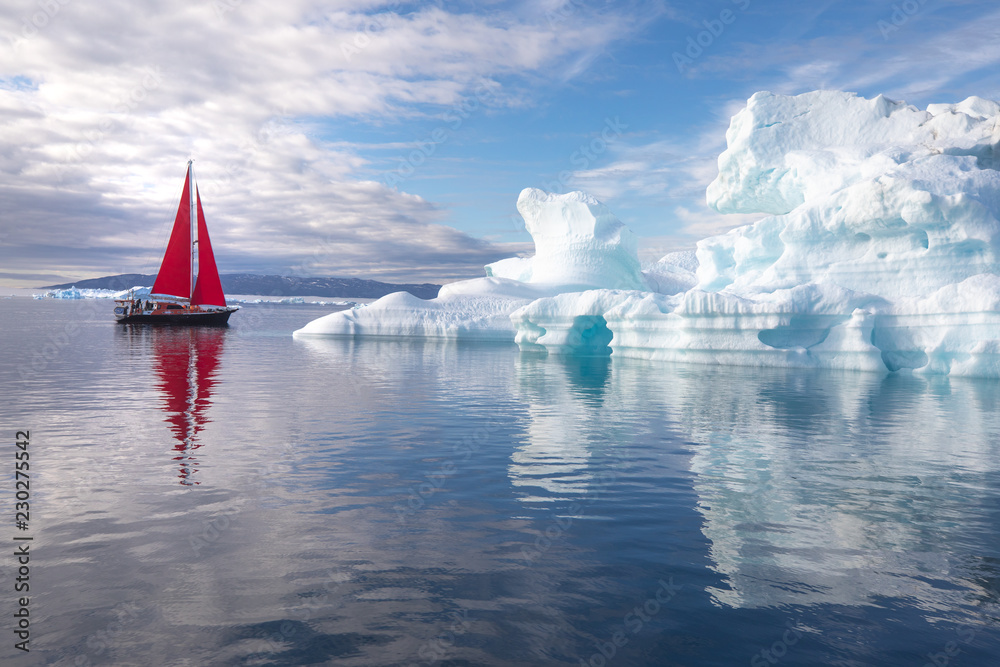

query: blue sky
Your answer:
[2,0,999,286]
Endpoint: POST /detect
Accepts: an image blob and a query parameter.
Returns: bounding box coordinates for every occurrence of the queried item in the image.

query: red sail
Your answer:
[151,170,193,299]
[191,188,227,307]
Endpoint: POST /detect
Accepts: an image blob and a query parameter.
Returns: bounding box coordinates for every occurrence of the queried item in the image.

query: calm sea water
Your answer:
[2,297,1000,666]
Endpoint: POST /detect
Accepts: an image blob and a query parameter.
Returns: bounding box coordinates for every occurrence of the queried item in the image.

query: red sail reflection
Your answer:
[151,328,226,485]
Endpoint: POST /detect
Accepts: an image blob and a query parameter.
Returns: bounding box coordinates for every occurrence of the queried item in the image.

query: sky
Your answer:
[2,0,1000,287]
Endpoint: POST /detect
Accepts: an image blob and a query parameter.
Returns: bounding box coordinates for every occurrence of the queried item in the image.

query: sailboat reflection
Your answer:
[150,327,227,485]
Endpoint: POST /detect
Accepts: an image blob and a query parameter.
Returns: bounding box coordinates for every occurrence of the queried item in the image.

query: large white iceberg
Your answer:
[295,90,1000,378]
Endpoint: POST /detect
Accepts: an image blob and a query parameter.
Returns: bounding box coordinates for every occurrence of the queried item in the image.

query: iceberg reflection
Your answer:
[508,356,612,501]
[642,365,1000,610]
[512,354,1000,612]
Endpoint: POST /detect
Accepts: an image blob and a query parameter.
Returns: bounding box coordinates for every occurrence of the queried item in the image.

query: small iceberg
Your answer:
[35,285,151,300]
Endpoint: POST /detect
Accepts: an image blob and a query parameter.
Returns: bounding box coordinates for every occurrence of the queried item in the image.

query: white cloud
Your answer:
[0,0,659,285]
[688,5,1000,104]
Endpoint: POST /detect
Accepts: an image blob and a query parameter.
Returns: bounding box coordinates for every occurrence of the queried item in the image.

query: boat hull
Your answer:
[116,309,236,326]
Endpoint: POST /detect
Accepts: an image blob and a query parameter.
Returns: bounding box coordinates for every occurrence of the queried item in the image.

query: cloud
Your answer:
[686,4,1000,103]
[0,1,658,285]
[561,3,1000,262]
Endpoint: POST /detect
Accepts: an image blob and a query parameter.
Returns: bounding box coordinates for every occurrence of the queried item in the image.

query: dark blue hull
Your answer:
[116,309,235,326]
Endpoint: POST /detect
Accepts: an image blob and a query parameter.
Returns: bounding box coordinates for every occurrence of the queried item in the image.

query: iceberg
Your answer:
[296,91,1000,377]
[34,285,151,300]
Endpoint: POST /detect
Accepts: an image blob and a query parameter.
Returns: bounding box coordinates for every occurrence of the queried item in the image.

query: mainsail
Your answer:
[151,170,193,300]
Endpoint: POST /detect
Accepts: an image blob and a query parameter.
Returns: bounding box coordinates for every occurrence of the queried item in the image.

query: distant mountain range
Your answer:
[44,273,441,300]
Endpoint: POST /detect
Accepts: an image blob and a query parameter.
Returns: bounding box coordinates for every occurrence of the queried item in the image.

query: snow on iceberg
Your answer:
[699,90,1000,298]
[293,277,557,340]
[296,90,1000,377]
[486,188,646,291]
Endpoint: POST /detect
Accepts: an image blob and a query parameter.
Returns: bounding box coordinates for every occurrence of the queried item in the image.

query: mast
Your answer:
[188,160,196,302]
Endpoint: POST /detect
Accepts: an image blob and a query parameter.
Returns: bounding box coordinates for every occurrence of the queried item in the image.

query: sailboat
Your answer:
[115,161,239,325]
